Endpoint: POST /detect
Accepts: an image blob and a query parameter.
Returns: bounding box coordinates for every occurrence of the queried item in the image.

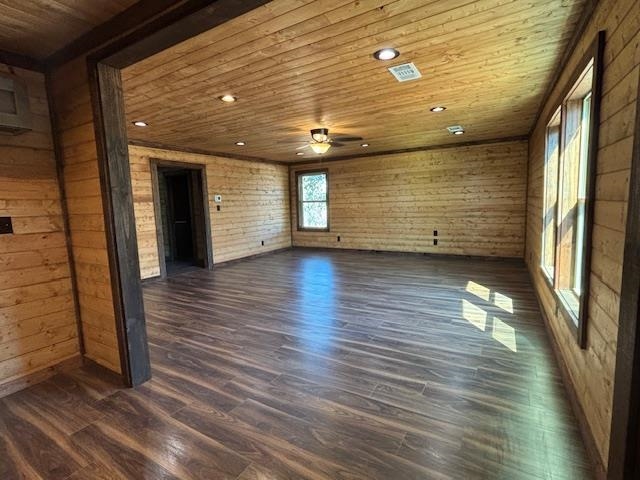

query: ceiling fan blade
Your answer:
[331,134,363,142]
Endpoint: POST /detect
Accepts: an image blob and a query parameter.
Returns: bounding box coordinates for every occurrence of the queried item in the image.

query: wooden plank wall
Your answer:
[0,64,80,395]
[128,145,291,279]
[49,58,121,374]
[290,140,528,258]
[525,0,639,468]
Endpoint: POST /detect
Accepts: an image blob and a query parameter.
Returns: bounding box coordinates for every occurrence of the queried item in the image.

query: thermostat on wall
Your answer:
[214,194,222,203]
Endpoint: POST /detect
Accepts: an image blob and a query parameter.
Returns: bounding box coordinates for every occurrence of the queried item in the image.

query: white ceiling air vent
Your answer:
[447,125,465,134]
[388,62,422,82]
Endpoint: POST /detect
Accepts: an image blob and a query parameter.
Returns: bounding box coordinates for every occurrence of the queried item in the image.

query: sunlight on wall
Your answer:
[462,299,487,331]
[492,317,517,352]
[493,292,514,313]
[466,281,491,301]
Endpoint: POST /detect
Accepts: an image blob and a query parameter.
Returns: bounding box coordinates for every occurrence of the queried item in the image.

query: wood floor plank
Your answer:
[0,249,592,479]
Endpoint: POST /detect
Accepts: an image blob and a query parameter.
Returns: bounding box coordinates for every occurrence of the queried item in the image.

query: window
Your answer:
[542,108,561,281]
[539,31,603,347]
[297,171,328,230]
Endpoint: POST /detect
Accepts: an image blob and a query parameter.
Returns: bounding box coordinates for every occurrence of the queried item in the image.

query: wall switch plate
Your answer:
[214,194,222,203]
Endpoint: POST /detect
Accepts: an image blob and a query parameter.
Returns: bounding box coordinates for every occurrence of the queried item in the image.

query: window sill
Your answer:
[297,227,329,232]
[538,267,580,342]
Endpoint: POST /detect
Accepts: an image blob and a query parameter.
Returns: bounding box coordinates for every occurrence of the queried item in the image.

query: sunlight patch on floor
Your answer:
[466,281,491,301]
[493,292,514,313]
[462,299,487,331]
[492,317,518,352]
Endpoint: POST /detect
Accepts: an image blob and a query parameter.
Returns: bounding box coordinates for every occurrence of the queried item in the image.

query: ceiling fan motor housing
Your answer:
[311,128,329,143]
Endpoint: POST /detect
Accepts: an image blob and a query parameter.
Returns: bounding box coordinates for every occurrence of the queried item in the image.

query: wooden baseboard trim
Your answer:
[292,245,524,264]
[214,247,293,267]
[527,267,607,480]
[0,354,83,398]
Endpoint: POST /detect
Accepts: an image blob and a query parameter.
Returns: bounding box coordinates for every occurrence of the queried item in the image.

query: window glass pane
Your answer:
[556,62,593,321]
[542,109,561,280]
[302,202,327,229]
[573,93,591,295]
[301,174,327,201]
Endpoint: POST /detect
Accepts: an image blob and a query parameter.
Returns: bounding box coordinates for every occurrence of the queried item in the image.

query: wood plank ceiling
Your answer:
[0,0,138,59]
[122,0,587,163]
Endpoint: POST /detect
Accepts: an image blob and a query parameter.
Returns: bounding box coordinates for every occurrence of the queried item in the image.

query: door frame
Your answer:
[85,0,271,386]
[150,159,213,278]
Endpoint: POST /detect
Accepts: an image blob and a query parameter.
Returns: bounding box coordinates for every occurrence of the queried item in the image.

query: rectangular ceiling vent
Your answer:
[447,125,465,134]
[388,62,422,82]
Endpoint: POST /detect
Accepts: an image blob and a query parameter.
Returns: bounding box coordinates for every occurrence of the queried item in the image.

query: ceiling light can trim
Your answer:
[373,48,400,61]
[219,94,237,103]
[132,121,148,127]
[235,141,246,146]
[430,106,446,112]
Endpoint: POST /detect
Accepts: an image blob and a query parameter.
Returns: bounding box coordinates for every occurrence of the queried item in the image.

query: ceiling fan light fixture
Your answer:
[373,48,399,61]
[310,142,331,154]
[310,128,329,143]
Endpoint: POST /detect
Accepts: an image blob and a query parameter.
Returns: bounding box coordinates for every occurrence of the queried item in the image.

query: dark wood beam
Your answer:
[97,0,272,69]
[90,62,151,386]
[290,135,529,166]
[129,139,287,166]
[0,49,45,72]
[45,0,201,68]
[608,61,640,480]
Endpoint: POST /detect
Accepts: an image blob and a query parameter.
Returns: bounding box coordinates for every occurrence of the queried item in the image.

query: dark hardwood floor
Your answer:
[0,248,593,479]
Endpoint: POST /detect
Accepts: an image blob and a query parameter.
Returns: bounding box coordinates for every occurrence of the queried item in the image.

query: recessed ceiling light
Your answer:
[296,152,305,156]
[361,143,369,147]
[235,141,246,146]
[430,106,446,112]
[454,130,465,135]
[132,121,148,127]
[373,48,399,61]
[219,95,237,103]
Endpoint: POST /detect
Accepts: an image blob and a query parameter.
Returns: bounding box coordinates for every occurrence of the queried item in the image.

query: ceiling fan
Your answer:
[296,128,363,154]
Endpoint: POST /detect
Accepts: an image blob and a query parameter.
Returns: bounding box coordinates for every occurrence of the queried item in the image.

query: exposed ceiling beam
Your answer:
[0,49,45,72]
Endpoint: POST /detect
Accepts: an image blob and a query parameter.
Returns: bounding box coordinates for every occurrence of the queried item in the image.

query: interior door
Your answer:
[167,173,194,261]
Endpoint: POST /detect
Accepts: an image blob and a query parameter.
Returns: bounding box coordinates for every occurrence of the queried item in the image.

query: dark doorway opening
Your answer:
[152,161,213,277]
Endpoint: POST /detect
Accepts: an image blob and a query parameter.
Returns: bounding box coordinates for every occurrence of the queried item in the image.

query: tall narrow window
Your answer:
[538,30,603,348]
[542,108,561,281]
[556,62,594,319]
[297,171,328,230]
